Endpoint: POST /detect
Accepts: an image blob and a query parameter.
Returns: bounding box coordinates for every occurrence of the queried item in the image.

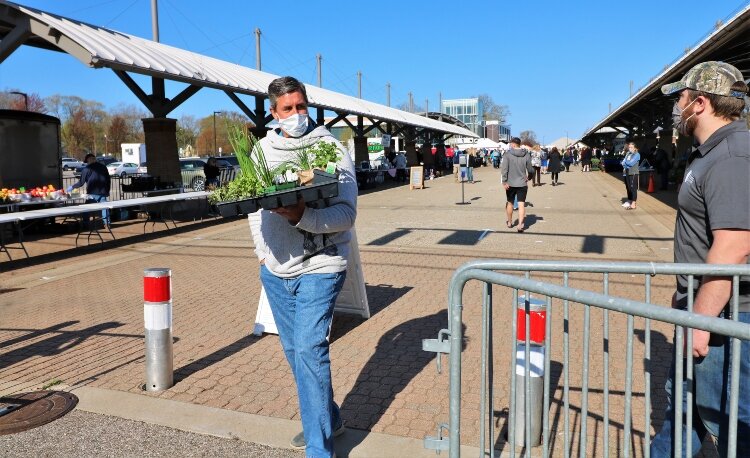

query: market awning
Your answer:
[0,0,477,138]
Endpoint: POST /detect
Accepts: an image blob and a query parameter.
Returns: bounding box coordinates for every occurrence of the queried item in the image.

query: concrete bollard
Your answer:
[514,295,546,447]
[143,268,173,391]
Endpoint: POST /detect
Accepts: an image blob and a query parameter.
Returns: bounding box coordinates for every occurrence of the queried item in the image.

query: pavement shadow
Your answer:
[330,284,413,341]
[0,321,125,370]
[337,312,464,453]
[523,214,542,230]
[581,234,605,254]
[634,328,672,433]
[0,218,229,271]
[174,334,265,383]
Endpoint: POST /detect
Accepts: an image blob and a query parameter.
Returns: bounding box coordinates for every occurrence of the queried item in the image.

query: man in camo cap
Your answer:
[651,61,750,457]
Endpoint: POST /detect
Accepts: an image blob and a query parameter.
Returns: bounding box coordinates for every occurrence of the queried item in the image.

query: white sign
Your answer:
[381,134,391,147]
[253,229,370,335]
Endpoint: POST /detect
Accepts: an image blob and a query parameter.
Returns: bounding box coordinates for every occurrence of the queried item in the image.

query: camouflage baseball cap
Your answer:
[661,61,746,97]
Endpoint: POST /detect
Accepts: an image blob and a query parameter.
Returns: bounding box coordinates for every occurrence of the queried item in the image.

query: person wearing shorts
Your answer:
[501,137,534,232]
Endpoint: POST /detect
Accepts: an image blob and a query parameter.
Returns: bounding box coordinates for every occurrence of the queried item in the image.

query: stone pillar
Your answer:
[353,136,368,166]
[405,140,417,166]
[142,118,181,186]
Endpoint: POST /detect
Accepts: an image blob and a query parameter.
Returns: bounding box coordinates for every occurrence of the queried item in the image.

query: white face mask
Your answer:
[278,113,309,137]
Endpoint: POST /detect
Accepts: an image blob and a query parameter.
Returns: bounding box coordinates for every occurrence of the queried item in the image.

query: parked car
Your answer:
[180,158,207,190]
[216,155,239,170]
[106,162,123,175]
[62,157,84,171]
[96,156,119,166]
[113,162,139,177]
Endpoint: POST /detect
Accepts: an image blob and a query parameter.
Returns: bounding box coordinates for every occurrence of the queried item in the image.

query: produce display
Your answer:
[208,126,340,216]
[1,184,71,204]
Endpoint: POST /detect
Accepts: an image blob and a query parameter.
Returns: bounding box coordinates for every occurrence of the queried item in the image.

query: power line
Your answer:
[103,0,141,28]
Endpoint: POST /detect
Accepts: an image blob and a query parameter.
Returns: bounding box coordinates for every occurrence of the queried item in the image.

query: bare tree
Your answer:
[176,114,200,151]
[475,94,510,124]
[196,111,252,155]
[519,130,538,145]
[0,90,47,112]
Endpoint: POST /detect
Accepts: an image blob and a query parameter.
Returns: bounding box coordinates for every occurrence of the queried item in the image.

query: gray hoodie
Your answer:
[501,147,534,187]
[248,123,357,278]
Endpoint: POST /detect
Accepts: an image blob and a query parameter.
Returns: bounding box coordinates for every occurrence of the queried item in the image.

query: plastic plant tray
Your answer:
[216,196,259,217]
[258,174,339,210]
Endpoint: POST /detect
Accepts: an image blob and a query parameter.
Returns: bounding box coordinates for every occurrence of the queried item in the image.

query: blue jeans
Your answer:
[84,194,109,226]
[260,265,346,458]
[651,311,750,457]
[467,167,474,182]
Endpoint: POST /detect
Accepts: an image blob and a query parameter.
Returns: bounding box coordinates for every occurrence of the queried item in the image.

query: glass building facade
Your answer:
[441,98,484,136]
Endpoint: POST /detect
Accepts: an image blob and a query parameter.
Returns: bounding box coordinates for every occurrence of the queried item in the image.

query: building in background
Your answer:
[484,120,511,142]
[441,98,484,136]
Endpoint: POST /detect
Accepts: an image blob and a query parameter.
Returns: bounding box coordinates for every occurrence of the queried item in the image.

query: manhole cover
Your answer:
[0,390,78,435]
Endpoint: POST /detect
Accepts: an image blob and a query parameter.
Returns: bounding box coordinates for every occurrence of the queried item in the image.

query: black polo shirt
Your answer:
[674,119,750,310]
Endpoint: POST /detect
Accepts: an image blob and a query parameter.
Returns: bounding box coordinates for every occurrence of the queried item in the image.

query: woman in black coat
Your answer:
[548,147,562,186]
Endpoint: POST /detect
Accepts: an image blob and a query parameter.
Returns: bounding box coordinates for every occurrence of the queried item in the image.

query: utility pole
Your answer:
[316,54,322,87]
[357,71,362,98]
[316,54,324,126]
[408,92,413,112]
[150,0,159,42]
[609,102,612,113]
[386,83,391,107]
[425,98,428,114]
[255,28,261,70]
[629,80,633,97]
[439,91,443,121]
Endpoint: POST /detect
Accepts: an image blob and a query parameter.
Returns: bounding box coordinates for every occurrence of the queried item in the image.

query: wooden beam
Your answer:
[0,22,30,64]
[114,70,152,112]
[225,91,257,123]
[325,113,347,130]
[162,84,201,115]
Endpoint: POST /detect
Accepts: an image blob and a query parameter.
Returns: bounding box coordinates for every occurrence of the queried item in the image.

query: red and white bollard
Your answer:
[144,268,173,391]
[515,295,546,447]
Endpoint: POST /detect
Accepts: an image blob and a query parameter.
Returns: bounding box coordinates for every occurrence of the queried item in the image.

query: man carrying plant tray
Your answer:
[248,75,357,458]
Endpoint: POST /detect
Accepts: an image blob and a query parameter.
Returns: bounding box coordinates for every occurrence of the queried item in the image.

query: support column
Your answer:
[142,118,181,185]
[405,139,418,166]
[353,136,368,166]
[251,96,268,139]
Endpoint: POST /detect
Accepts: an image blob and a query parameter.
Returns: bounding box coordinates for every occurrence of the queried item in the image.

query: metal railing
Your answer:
[423,260,750,457]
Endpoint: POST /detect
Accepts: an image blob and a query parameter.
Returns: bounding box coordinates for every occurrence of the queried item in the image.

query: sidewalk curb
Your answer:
[70,386,484,457]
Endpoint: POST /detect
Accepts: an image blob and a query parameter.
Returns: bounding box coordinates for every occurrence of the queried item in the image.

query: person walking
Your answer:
[466,152,475,183]
[529,143,542,186]
[651,60,750,458]
[620,142,641,210]
[502,137,534,232]
[548,146,562,186]
[563,148,574,171]
[540,147,549,174]
[248,76,357,458]
[67,153,111,227]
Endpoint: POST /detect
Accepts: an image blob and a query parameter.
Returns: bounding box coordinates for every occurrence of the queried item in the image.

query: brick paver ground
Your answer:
[1,165,715,456]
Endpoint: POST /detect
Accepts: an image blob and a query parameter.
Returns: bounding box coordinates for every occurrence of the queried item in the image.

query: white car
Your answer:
[106,162,123,175]
[113,162,139,177]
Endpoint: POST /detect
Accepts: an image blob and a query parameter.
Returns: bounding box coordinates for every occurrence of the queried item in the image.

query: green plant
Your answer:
[289,141,341,171]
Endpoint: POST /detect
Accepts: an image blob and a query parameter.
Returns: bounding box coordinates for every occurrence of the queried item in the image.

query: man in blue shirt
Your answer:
[68,153,111,226]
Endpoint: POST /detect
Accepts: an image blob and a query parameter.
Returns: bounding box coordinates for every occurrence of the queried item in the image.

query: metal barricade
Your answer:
[423,260,750,457]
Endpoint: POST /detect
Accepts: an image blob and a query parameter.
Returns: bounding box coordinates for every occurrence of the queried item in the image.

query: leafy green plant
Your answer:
[289,141,341,171]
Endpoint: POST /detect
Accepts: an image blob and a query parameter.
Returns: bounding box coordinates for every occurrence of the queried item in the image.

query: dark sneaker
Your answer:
[290,422,346,449]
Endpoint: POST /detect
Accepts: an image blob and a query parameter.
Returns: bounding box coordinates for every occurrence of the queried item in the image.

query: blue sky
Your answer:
[1,0,747,143]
